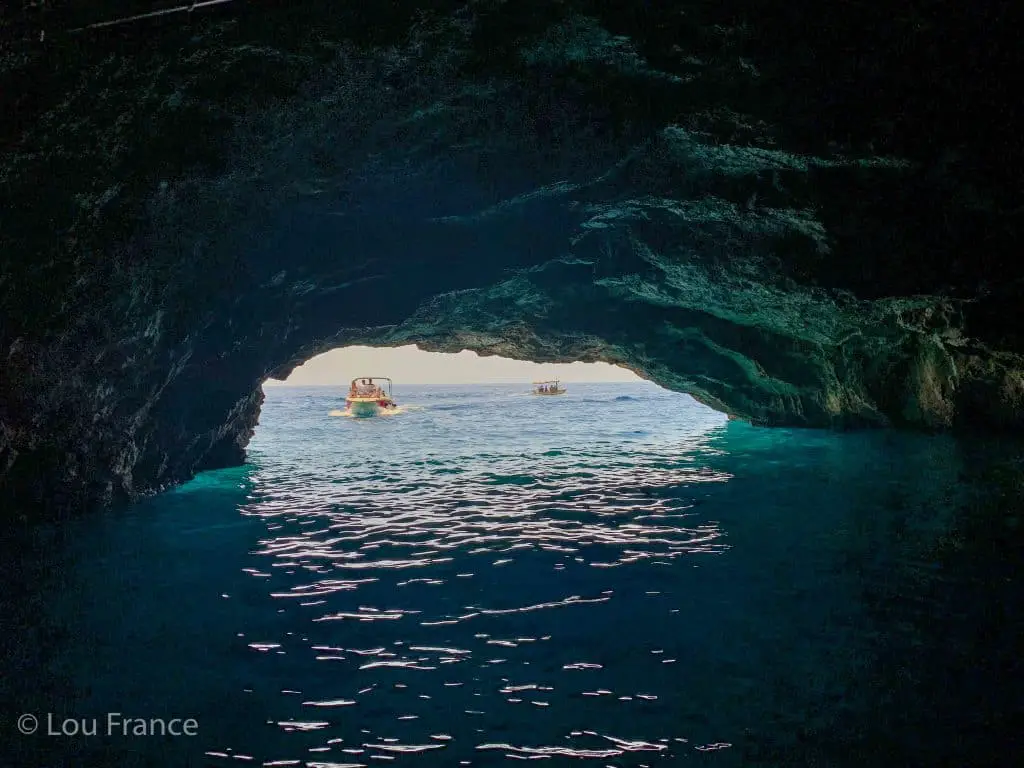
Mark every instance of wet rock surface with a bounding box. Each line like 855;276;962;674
1;0;1021;514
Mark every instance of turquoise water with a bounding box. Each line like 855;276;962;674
3;382;1022;766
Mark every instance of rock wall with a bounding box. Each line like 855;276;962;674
1;0;1021;515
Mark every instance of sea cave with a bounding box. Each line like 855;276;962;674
1;1;1022;765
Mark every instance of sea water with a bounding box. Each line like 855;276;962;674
2;382;1022;766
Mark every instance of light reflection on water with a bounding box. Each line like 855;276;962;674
3;383;1022;767
229;384;732;764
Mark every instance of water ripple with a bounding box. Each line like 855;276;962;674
226;383;732;763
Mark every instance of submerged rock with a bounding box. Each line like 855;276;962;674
1;1;1021;514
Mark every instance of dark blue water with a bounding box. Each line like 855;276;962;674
3;382;1023;766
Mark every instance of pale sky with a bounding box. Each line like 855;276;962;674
266;345;642;385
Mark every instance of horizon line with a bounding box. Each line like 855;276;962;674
263;380;648;386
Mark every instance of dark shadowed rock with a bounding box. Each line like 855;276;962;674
1;0;1021;515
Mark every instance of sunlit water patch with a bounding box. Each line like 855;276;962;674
3;383;1023;767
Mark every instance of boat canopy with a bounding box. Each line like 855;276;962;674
349;377;393;396
532;379;565;393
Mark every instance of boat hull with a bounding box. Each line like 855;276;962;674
532;390;566;395
347;400;380;417
345;397;397;417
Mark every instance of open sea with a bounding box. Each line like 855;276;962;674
2;382;1022;766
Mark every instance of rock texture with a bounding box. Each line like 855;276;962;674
1;0;1022;515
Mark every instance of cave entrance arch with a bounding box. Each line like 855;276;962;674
3;2;1022;518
